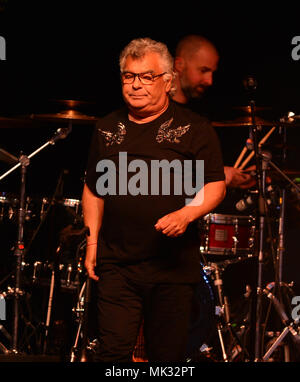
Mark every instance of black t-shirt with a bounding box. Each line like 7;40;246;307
173;99;253;215
85;100;225;283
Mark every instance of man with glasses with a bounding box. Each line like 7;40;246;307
82;37;226;362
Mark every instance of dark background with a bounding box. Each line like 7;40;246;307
0;2;299;290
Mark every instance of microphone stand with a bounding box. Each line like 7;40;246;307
244;97;268;362
0;123;72;354
0;124;72;182
10;153;29;353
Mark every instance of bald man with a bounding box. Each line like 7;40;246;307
172;35;255;189
173;35;219;103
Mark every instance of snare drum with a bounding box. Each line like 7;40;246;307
200;213;256;257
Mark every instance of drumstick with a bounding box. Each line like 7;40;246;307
234;146;248;168
238;126;276;170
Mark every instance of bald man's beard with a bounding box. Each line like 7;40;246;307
180;76;208;100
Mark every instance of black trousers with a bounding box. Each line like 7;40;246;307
95;266;196;362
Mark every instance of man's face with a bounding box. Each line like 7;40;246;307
121;52;171;117
177;45;219;99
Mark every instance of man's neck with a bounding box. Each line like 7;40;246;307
128;99;170;124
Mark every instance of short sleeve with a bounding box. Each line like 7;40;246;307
192;118;225;184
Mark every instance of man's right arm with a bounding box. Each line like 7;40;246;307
82;183;104;281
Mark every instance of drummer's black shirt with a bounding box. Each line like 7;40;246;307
85;101;225;283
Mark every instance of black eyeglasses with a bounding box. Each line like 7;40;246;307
121;71;167;85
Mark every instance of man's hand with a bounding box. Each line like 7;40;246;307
155;180;226;237
154;207;193;237
224;166;256;189
82;184;104;282
155;204;210;237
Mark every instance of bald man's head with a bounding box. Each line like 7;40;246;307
173;35;219;102
175;35;218;59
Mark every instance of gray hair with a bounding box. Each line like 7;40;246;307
119;37;176;95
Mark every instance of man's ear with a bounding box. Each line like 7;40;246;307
174;57;185;73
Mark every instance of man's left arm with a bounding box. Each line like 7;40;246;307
155;180;226;237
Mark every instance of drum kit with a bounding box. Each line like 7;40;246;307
0;99;299;363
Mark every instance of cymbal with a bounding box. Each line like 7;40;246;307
232;106;273;113
212;104;278;127
49;99;96;109
212;116;276;127
30;109;98;124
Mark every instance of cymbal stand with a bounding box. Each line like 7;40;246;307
261;154;300;285
12;154;29;353
0;124;72;354
277;188;286;285
243;97;270;361
70;238;95;362
211;263;229;362
261;285;300;361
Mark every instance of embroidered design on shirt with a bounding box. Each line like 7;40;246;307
98;122;127;146
156;118;190;144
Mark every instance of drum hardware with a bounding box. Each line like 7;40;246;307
70;276;92;362
40;197;50;220
204;262;251;362
231;100;300;360
228;90;278;361
261;283;300;362
69;239;99;362
0;124;72;355
70;280;86;362
199;209;258;361
42;257;57;355
0;194;15;221
257;158;300;361
24;182;81;270
42;235;86;356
